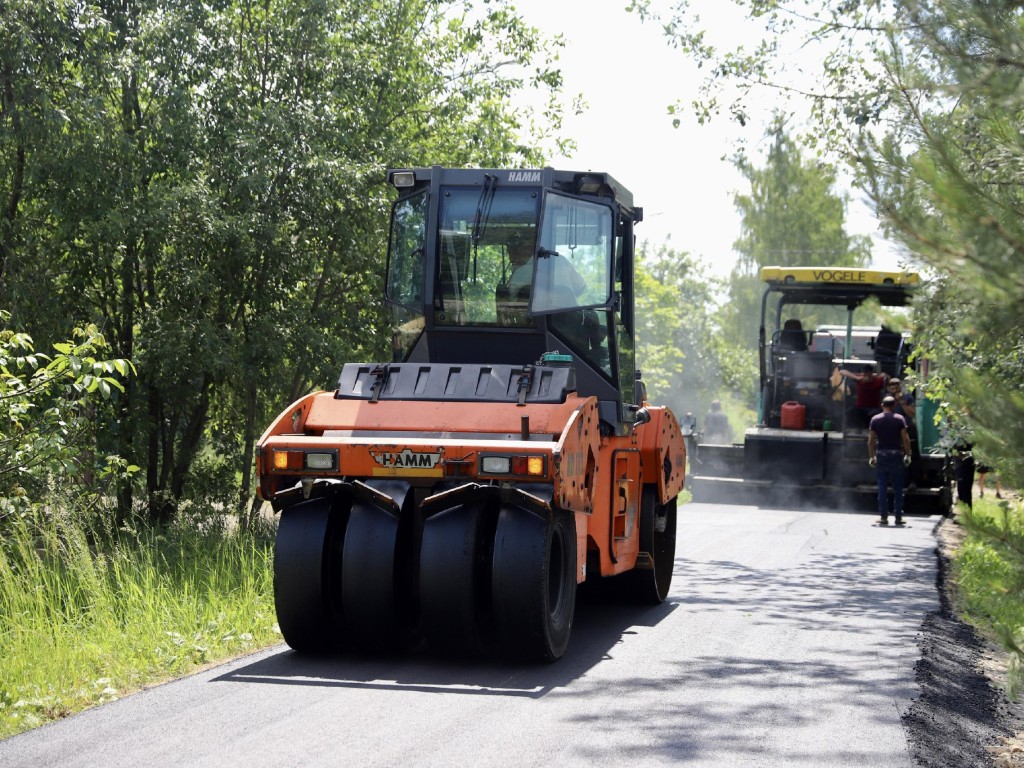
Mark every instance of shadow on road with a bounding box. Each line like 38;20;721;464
212;594;677;699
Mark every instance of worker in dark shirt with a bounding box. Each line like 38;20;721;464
703;399;732;445
954;441;976;508
868;395;912;525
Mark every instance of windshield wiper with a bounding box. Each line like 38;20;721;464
471;174;498;281
471;173;498;246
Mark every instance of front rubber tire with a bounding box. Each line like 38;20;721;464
420;500;497;656
492;504;577;662
273;497;348;652
341;501;406;651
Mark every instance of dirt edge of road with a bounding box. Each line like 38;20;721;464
903;515;1024;767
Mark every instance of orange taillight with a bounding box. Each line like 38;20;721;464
272;450;304;470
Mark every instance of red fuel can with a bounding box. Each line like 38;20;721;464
780;401;806;430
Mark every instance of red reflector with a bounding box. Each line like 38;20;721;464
445;460;473;477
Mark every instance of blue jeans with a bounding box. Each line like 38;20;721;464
876;451;905;518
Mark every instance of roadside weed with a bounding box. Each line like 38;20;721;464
954;496;1024;697
0;515;278;738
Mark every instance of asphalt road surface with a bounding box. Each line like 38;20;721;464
0;503;973;767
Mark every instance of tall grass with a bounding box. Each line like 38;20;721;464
0;514;279;738
953;496;1024;696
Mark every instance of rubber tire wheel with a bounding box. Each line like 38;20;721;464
420;501;496;656
341;501;403;651
274;497;347;653
492;504;576;662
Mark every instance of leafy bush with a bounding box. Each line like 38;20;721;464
0;312;136;529
0;315;280;738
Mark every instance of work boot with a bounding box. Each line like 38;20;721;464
895;517;905;526
878;517;889;525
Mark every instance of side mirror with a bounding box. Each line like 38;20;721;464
631;406;651;430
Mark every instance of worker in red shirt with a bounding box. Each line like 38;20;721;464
838;363;887;428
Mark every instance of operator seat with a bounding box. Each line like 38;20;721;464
778;319;808;351
495;281;532;326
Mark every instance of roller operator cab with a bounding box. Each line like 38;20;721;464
689;266;953;514
256;167;687;661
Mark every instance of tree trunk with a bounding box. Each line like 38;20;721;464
0;62;25;287
145;376;161;526
238;381;258;531
161;374;213;525
115;238;139;526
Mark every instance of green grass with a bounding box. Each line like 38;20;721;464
0;515;280;738
954;498;1024;629
951;495;1024;696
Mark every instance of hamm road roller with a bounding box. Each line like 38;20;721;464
256;167;686;661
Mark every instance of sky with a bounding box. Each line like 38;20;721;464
507;0;902;278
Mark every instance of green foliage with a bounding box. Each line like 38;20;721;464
1;0;567;523
634;241;728;417
709;333;759;406
0;513;277;738
633;242;761;436
956;498;1024;698
732;117;872;276
909;276;1024;485
737;117;872;276
854;3;1024;488
0;312;136;525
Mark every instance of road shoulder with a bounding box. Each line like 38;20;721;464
904;516;1024;767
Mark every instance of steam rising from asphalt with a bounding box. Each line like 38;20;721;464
691;479;877;514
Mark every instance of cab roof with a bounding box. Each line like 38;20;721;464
760;266;921;308
387;166;640;219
